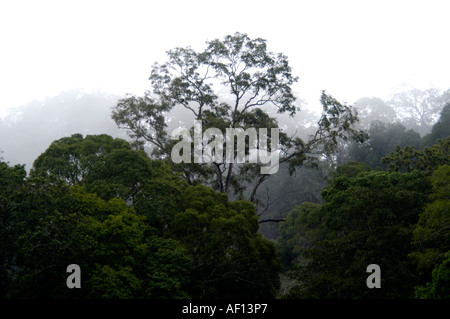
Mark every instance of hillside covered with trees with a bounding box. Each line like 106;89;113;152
0;33;449;299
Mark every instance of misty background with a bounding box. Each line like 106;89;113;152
1;85;449;242
1;1;450;238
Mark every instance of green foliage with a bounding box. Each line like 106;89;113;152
3;176;191;299
30;133;186;231
276;202;324;269
0;162;26;192
3;34;449;301
171;185;281;298
334;160;372;178
139;236;191;299
409;165;450;296
415;253;450;299
381;137;450;173
31;133;154;194
279;166;433;298
2;136;282;299
88;265;142;299
0;162;27;296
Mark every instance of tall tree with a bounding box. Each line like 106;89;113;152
112;33;367;216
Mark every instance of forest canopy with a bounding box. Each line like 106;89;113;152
0;33;449;299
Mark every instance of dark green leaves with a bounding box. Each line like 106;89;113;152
171;185;280;298
381;137;450;173
278;164;433;298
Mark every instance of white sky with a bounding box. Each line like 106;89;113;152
1;0;449;118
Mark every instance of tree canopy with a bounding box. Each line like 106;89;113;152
1;32;449;300
1;134;281;299
278;165;432;298
112;33;367;217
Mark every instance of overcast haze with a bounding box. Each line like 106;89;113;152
1;0;449;117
